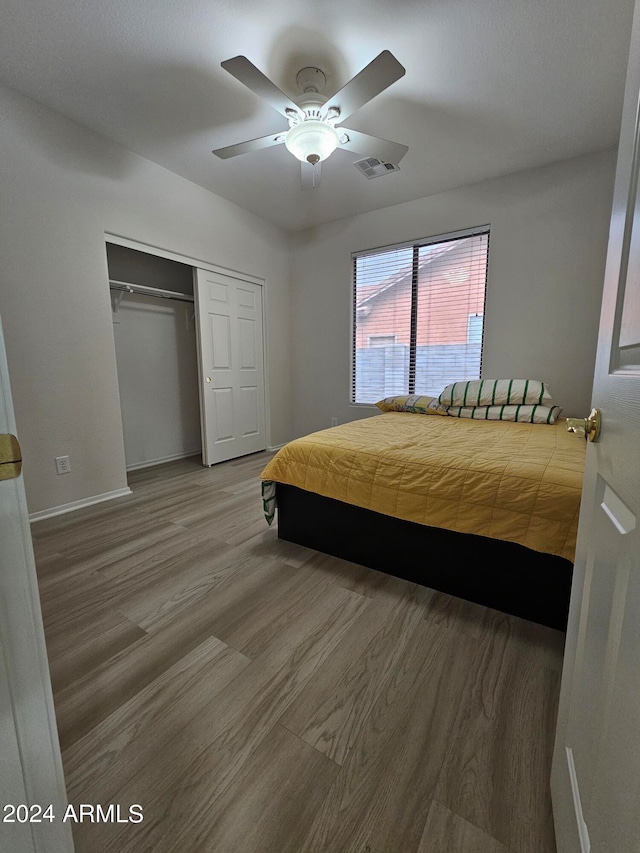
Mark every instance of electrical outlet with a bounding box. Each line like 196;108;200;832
331;417;338;427
55;455;71;475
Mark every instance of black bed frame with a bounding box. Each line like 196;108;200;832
276;484;572;631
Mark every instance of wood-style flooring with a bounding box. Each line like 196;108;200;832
31;451;565;853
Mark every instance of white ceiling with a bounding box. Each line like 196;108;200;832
0;0;634;231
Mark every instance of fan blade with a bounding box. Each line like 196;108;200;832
301;161;321;190
337;128;408;164
212;132;286;159
221;56;304;119
323;51;405;122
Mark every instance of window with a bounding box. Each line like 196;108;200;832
369;334;397;347
351;227;489;404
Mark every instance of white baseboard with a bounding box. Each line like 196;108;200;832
266;444;285;452
125;450;201;472
29;487;133;522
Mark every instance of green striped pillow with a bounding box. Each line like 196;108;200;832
446;404;563;424
438;379;553;408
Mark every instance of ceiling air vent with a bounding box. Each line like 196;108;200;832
353;157;401;179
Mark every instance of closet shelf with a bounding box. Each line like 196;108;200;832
109;279;194;303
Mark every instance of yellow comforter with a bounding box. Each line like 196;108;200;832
260;412;586;562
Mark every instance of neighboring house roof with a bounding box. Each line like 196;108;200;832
355;240;464;310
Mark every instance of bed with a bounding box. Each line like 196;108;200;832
260;388;586;631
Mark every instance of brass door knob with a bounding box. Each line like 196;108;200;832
566;408;601;442
0;433;22;480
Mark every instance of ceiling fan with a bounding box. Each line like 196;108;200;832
212;51;408;189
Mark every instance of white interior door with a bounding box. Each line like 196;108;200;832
551;6;640;851
0;315;73;852
194;269;266;465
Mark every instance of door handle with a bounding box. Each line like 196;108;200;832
0;433;22;480
566;408;601;442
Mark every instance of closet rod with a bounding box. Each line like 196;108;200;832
109;279;194;303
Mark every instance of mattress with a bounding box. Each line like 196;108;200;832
260;412;586;562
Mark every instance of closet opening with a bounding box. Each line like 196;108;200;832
107;243;202;472
106;237;268;477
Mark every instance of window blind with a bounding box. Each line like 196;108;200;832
352;228;489;404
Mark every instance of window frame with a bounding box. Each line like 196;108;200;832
350;225;490;406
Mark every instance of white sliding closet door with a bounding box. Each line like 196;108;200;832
195;269;266;465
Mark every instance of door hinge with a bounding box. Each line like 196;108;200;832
0;434;22;481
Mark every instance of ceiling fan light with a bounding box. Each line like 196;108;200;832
284;120;339;164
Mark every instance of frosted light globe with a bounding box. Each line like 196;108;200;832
285;121;339;164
